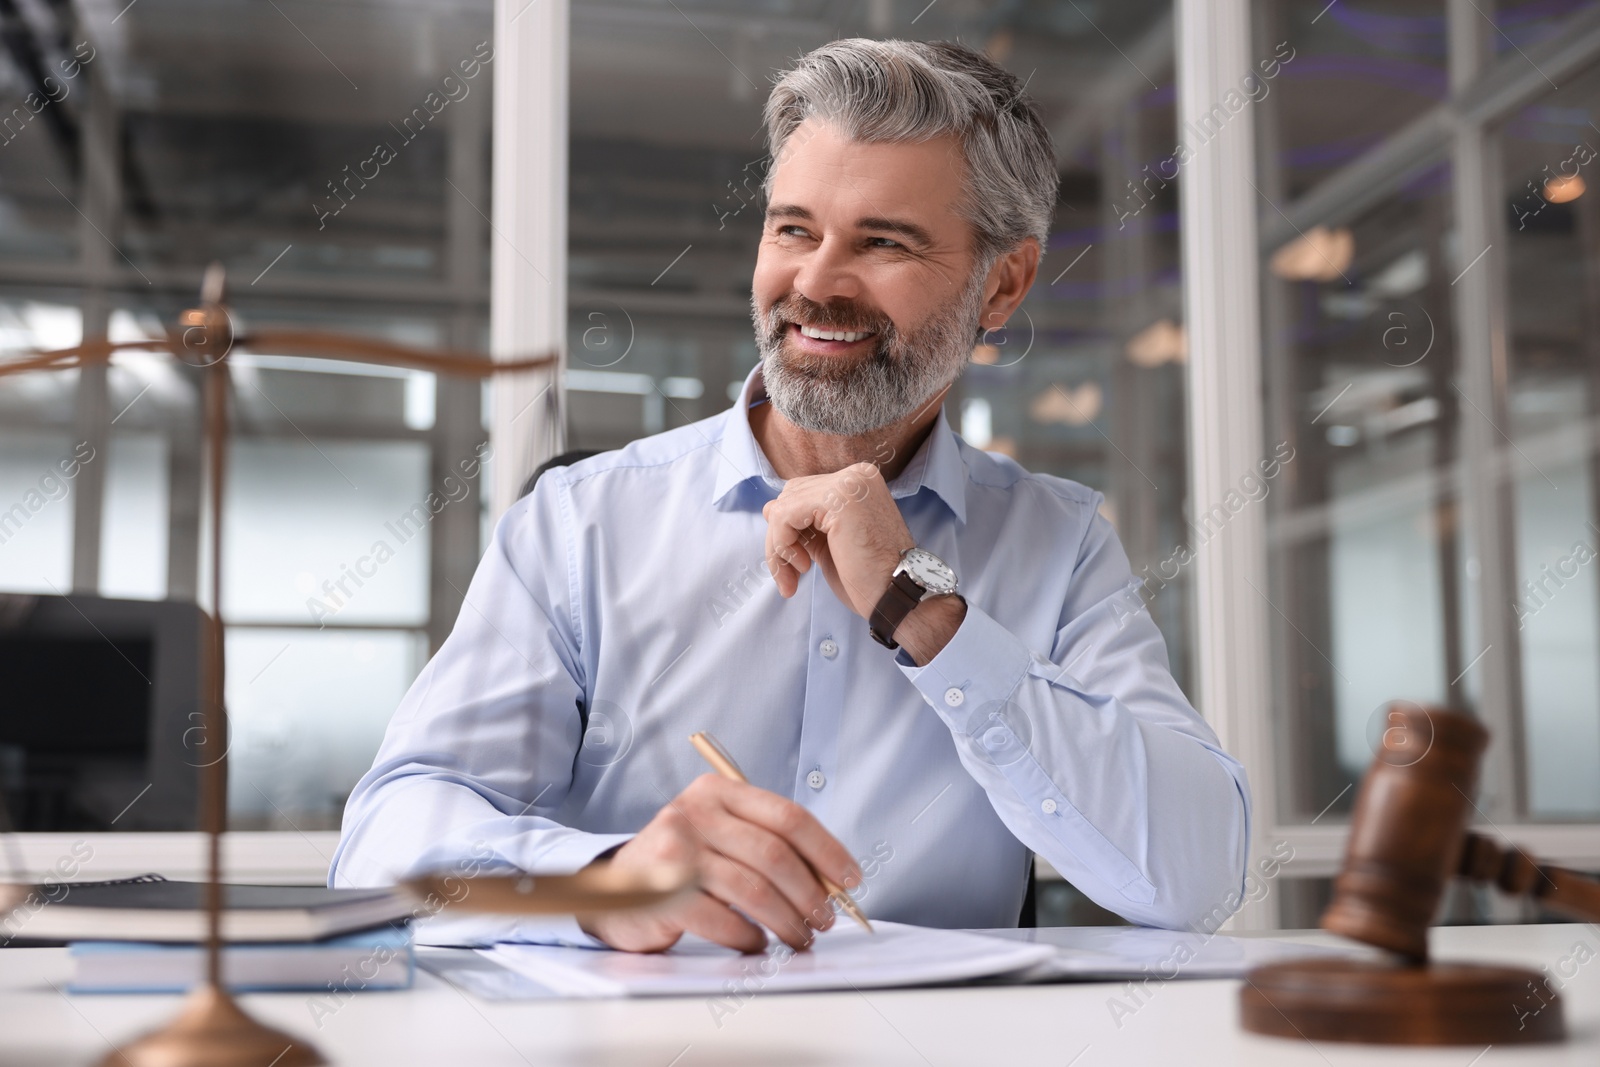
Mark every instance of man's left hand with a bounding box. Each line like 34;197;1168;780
762;461;910;619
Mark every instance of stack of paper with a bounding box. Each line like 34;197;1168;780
480;920;1057;998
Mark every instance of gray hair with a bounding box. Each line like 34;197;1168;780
762;38;1058;262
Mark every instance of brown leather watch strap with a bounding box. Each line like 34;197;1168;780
869;571;925;649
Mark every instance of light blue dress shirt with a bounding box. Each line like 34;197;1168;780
331;366;1251;946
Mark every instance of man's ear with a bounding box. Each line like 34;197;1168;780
978;237;1041;334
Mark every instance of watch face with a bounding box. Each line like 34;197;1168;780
901;548;958;595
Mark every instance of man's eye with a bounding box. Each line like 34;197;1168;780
867;237;902;249
777;225;809;238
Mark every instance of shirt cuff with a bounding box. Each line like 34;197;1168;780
896;601;1032;733
415;831;636;949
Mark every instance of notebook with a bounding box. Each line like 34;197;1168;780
8;875;414;943
69;925;414;993
479;920;1058;998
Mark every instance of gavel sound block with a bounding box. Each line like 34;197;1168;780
1240;704;1600;1045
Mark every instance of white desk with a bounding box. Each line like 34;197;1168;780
3;924;1596;1066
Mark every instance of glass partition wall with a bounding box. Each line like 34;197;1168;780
1502;60;1600;820
1252;0;1600;924
0;0;493;833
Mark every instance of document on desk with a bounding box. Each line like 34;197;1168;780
976;925;1378;982
478;920;1058;998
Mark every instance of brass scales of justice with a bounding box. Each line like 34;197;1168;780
0;265;697;1067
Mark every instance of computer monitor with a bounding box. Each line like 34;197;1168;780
0;593;202;831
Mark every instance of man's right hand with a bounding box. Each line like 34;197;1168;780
577;774;862;954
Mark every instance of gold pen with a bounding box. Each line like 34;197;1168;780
688;731;874;934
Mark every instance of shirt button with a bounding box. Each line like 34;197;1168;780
1041;798;1058;815
807;769;826;790
819;639;838;659
943;687;965;707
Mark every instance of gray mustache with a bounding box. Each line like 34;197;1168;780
770;300;893;338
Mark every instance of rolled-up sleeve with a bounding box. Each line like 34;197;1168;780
896;499;1251;931
328;473;633;947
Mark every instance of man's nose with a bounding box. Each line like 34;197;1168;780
791;236;862;306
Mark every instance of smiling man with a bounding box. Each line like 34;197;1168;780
331;39;1251;953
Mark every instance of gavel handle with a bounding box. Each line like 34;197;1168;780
1459;832;1600;922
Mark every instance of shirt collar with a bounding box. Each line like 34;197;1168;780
711;363;968;524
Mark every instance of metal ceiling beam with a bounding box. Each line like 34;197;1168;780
0;260;487;306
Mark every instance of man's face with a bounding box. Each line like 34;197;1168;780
751;119;992;437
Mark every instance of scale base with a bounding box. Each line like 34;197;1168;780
98;984;325;1067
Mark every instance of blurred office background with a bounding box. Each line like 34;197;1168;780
0;0;1596;926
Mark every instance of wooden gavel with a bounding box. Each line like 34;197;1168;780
1321;704;1600;959
1243;704;1600;1045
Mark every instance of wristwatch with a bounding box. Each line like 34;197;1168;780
869;547;959;649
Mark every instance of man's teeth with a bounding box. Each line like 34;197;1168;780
799;324;872;342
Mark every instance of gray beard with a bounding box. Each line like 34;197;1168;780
751;267;989;437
